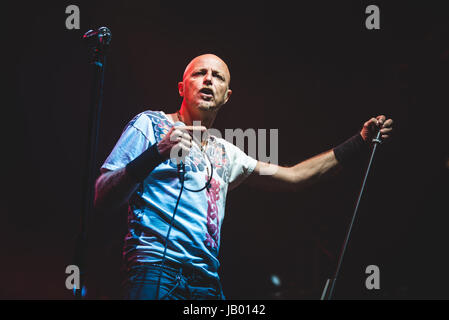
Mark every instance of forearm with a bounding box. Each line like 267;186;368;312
248;133;370;192
94;167;140;211
247;150;341;192
288;133;370;190
95;143;167;211
290;149;342;190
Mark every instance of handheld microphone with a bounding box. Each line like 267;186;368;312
173;121;186;179
172;121;213;192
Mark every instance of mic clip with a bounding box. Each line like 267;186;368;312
372;129;383;145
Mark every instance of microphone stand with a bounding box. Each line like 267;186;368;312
73;27;111;299
321;130;382;300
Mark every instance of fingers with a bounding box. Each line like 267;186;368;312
375;115;393;139
169;132;192;160
168;126;203;162
178;137;193;149
376;116;393;139
382;118;393;128
171;125;207;148
361;115;394;143
375;115;395;128
171;129;193;143
376;115;386;126
365;117;379;132
170;143;191;163
380;128;392;139
368;115;393;129
369;116;384;129
171;126;206;139
174;125;207;132
380;127;392;134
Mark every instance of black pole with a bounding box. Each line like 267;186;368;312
73;27;111;299
321;130;382;300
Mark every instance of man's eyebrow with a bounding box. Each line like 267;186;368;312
192;68;226;79
192;68;207;72
212;70;226;79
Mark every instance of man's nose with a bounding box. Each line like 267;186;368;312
203;70;213;85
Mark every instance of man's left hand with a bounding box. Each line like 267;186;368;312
360;115;394;143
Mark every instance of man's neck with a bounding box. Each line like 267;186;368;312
177;103;217;128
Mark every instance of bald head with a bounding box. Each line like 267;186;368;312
178;53;233;113
183;54;231;86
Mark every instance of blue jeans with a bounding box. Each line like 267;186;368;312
122;263;225;300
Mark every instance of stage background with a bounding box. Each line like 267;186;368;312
4;0;449;299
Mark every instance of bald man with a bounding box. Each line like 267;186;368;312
95;54;393;300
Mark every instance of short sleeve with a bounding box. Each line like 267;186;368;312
101;113;154;172
221;139;258;191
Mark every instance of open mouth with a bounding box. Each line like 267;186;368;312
199;87;214;99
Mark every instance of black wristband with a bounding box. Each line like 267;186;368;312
333;133;370;166
125;143;164;182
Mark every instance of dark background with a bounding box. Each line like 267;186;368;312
4;0;449;299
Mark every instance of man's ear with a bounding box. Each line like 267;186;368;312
224;89;232;104
178;82;184;97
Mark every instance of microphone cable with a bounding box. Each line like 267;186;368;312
155;143;214;299
155;162;186;300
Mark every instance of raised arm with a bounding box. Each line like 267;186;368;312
245;149;340;192
245;115;393;192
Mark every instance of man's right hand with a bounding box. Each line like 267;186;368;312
157;125;207;162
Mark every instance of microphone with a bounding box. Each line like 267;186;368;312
83;27;112;48
173;121;186;178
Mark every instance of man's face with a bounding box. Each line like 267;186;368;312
179;54;232;112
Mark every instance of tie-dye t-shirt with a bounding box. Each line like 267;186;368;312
101;110;257;280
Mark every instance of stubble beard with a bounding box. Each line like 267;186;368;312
196;98;222;113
